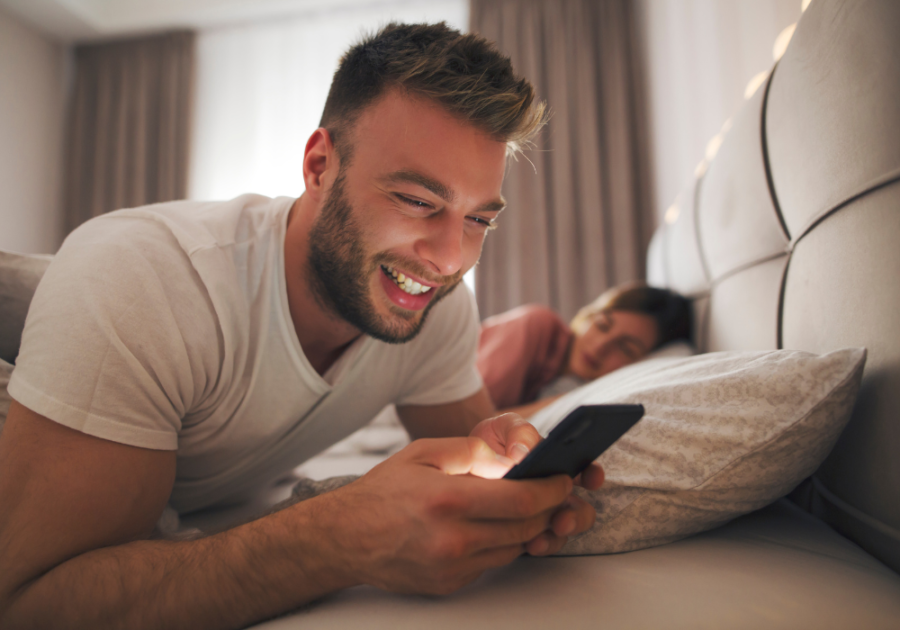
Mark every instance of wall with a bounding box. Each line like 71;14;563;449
636;0;803;223
0;6;67;254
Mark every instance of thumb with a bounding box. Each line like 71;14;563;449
414;437;517;479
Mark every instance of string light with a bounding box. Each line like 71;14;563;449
773;23;797;61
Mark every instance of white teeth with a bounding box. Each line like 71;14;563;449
383;266;433;296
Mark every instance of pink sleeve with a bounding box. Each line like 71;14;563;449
476;305;573;409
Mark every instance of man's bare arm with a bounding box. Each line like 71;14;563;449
0;400;587;629
499;395;562;419
397;386;496;440
0;401;356;629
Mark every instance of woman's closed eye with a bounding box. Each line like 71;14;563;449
593;312;612;332
617;338;642;360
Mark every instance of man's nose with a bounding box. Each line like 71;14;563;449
414;212;464;277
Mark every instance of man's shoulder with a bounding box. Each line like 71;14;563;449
73;194;293;256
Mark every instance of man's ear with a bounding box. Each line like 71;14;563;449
302;128;338;202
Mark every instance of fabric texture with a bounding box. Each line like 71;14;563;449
470;0;654;321
477;304;573;408
0;359;12;432
525;348;867;554
8;195;482;513
0;251;53;364
64;31;194;234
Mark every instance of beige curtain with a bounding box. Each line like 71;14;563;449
64;31;195;234
471;0;654;321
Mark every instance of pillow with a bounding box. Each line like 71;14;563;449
527;348;867;555
0;250;53;364
537;341;698;401
0;358;12;432
640;339;695;360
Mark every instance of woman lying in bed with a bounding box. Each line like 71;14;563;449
477;282;692;417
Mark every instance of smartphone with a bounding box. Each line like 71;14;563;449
503;404;644;480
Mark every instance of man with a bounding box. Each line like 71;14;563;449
0;23;602;628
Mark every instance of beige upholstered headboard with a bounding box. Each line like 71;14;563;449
647;0;900;573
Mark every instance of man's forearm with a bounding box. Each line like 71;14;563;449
398;387;497;440
3;503;352;630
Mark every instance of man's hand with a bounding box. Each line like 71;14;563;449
468;412;605;555
469;411;542;463
307;436;593;595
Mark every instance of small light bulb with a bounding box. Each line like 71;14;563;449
744;71;769;99
665;204;680;225
773;23;797;61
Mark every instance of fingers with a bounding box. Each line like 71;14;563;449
501;417;542;462
460;507;560;553
415;437;516;479
550;495;596;538
422;474;574;524
469;414;541;462
407;438;574;521
578;463;605;490
474;543;527;569
525;495;597;556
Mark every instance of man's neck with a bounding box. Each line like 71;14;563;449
283;195;363;376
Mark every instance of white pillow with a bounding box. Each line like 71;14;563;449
528;348;867;555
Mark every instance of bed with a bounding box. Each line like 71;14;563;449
1;1;899;627
227;0;900;626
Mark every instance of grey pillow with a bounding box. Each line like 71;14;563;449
527;348;867;554
0;250;53;364
0;358;12;432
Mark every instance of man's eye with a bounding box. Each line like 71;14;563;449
468;216;496;229
397;194;431;209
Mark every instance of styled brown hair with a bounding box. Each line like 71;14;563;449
570;282;693;348
320;22;546;161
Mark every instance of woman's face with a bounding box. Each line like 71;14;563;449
566;309;659;381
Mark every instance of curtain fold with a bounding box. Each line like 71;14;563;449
471;0;654;321
64;31;194;234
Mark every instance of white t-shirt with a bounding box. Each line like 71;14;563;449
9;194;483;512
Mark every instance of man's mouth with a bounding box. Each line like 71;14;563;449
381;265;434;296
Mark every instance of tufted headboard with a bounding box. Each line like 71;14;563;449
647;0;900;573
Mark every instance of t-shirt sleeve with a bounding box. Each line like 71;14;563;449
394;285;483;407
8;216;223;450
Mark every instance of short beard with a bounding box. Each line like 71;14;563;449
306;172;460;344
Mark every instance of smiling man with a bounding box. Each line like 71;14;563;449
0;23;602;629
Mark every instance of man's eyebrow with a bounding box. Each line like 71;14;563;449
383;170;455;203
382;169;505;213
476;198;506;214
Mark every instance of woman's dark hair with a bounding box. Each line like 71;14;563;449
570;281;693;348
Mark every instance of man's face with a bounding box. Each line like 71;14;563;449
306;90;508;343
